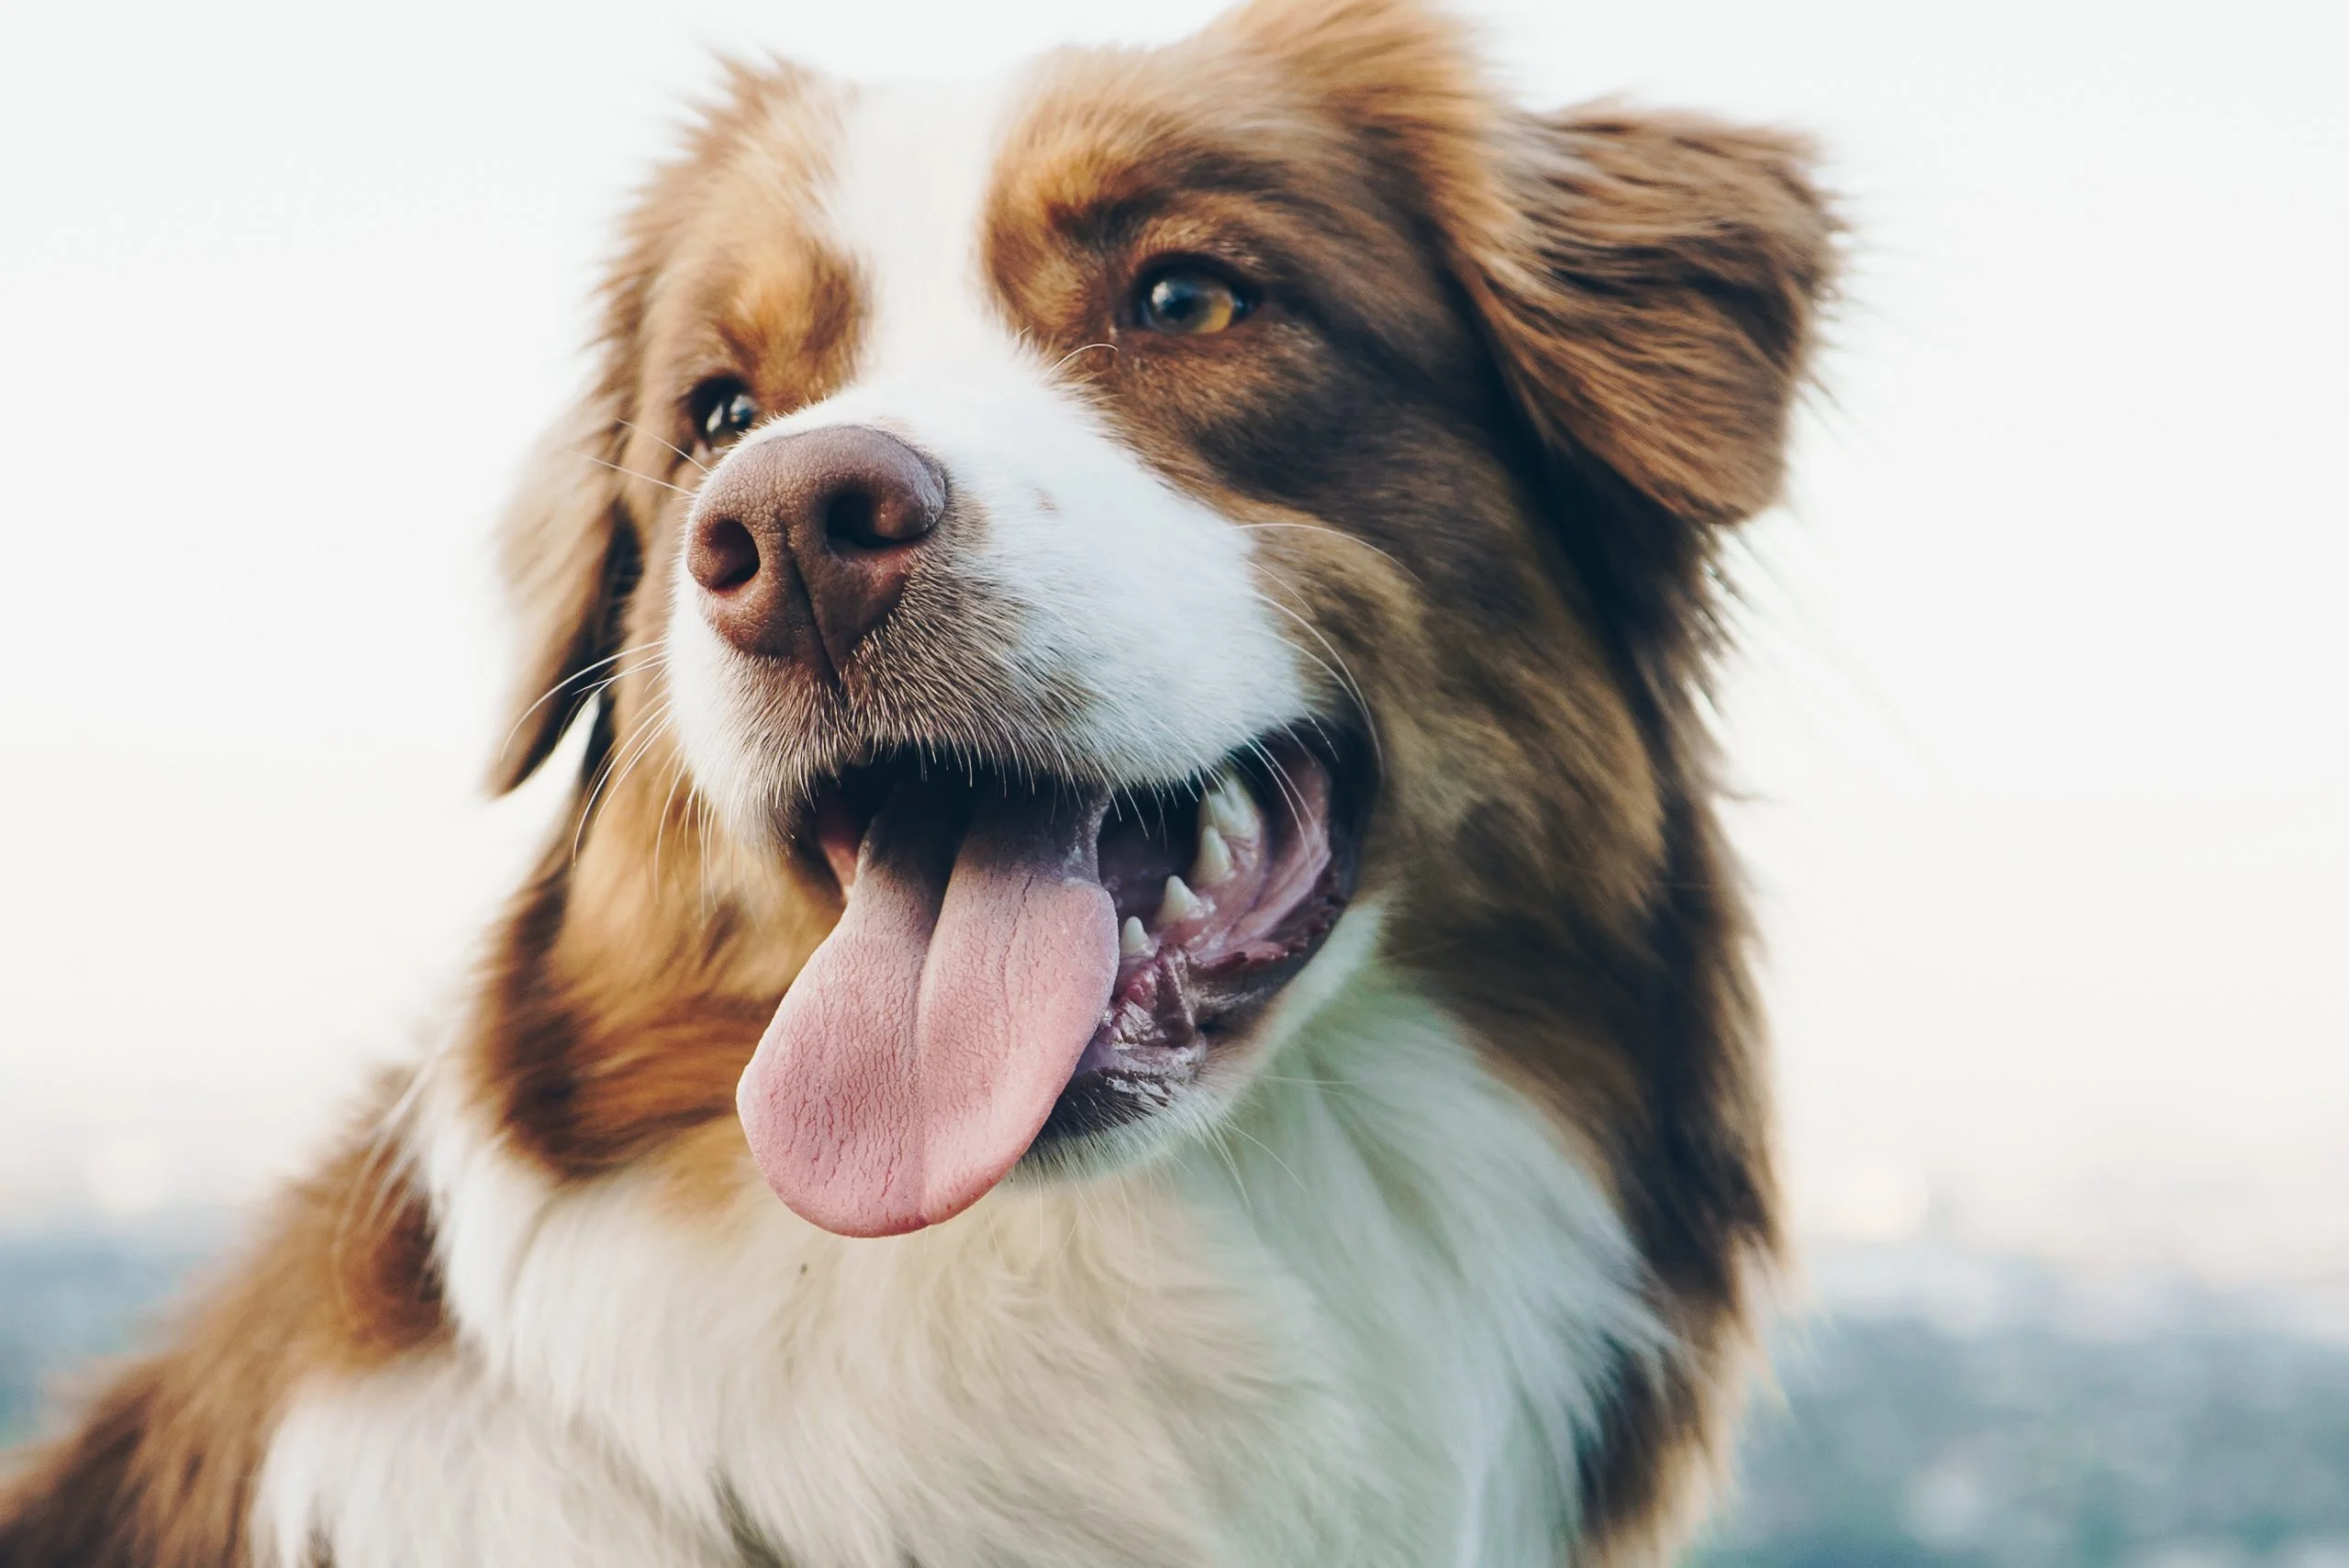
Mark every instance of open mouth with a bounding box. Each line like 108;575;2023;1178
734;730;1361;1237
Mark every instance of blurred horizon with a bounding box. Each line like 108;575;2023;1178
2;0;2344;1296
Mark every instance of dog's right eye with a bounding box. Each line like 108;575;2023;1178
695;380;761;450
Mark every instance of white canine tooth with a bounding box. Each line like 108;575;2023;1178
1158;874;1204;927
1194;823;1233;884
1202;772;1262;841
1119;916;1151;957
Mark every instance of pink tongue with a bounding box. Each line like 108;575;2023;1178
736;782;1117;1237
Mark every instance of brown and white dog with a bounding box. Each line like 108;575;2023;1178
0;0;1832;1562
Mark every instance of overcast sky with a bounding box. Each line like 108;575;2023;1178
1;0;2341;1282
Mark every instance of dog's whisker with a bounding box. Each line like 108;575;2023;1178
497;642;672;762
1235;520;1421;585
1243;736;1312;830
573;449;696;497
649;749;701;888
1043;340;1119;379
1246;574;1384;773
603;706;677;812
570;696;676;863
616;417;710;475
1205;1123;1257;1222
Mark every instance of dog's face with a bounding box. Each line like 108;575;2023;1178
493;0;1830;1244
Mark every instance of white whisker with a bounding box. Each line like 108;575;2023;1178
497;642;671;763
573;450;696;497
1044;340;1119;379
617;418;710;475
1248;571;1385;773
1235;519;1419;584
571;696;675;864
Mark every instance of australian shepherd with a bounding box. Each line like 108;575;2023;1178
0;0;1833;1562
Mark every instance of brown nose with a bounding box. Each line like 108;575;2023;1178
686;425;947;677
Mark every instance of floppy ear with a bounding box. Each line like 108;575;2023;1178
1462;108;1834;528
1442;106;1837;662
486;388;643;794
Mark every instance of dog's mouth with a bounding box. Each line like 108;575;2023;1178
734;731;1360;1237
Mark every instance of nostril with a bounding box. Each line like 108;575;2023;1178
821;475;941;552
822;487;885;550
692;516;761;593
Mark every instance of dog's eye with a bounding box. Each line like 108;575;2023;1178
1134;267;1252;335
695;380;761;449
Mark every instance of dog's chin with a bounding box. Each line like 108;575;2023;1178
746;725;1366;1180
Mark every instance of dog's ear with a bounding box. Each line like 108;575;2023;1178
1446;106;1836;663
486;388;642;794
1236;0;1835;655
484;59;798;795
1455;107;1834;531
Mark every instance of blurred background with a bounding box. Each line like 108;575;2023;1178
1;0;2343;1561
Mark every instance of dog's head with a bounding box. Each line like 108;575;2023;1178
490;0;1831;1245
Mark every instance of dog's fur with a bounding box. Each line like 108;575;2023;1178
0;1;1833;1562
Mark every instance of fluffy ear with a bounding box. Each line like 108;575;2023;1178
486;389;641;793
1460;106;1835;528
1448;106;1836;663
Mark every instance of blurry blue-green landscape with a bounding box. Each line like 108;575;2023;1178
5;1222;2343;1567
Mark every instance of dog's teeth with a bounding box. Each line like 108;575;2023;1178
1119;916;1151;957
1194;823;1234;884
1202;771;1261;841
1158;874;1204;927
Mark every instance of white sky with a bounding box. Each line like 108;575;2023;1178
0;0;2342;1282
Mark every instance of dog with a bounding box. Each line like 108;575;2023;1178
0;0;1832;1561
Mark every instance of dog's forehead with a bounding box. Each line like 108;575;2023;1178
814;73;1029;377
781;44;1316;374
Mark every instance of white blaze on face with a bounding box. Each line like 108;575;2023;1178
829;77;1019;384
666;72;1308;819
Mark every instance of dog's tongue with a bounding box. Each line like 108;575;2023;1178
737;780;1116;1237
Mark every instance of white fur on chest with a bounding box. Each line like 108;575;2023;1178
254;968;1655;1568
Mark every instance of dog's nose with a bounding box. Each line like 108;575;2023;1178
686;425;947;676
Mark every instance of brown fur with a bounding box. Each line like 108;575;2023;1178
0;1;1832;1560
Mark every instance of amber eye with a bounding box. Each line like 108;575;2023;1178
694;379;760;449
1134;267;1252;335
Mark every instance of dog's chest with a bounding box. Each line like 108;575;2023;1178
255;982;1652;1568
